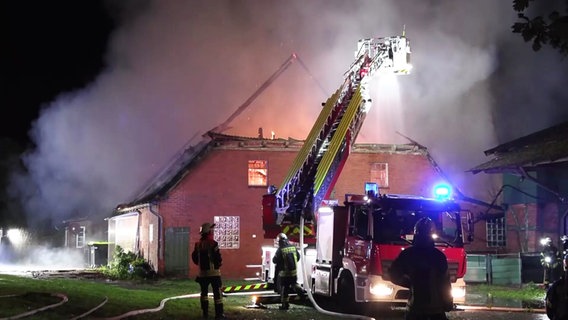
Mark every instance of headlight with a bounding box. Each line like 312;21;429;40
370;283;393;296
451;286;466;299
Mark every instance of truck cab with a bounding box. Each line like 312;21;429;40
311;183;470;308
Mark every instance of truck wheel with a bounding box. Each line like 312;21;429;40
336;273;356;312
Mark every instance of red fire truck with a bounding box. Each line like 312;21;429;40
260;33;472;309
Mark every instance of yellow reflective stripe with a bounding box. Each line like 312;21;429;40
222;283;268;292
278;87;343;190
281;225;315;236
314;85;363;193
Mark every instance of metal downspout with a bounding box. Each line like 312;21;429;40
135;210;141;254
149;202;163;261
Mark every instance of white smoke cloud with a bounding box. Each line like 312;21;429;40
10;0;568;225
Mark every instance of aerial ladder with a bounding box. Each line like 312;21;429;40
262;34;412;240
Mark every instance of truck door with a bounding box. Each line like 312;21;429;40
345;205;372;270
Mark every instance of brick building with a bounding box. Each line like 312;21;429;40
109;132;454;279
469;120;568;254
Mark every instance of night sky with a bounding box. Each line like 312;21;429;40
1;1;114;144
1;1;568;228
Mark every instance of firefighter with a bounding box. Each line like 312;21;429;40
541;237;560;288
545;253;568;320
191;222;226;319
272;233;303;310
388;217;453;320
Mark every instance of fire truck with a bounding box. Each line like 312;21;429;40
260;33;472;309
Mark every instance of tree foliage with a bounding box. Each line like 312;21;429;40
512;0;568;55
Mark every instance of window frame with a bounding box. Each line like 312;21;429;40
486;217;506;247
370;162;389;189
248;160;268;187
76;226;86;248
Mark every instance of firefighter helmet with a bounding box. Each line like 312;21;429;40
413;217;436;244
200;222;216;235
277;233;288;246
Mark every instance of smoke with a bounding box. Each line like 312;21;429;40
0;245;86;272
10;0;568;226
0;229;86;271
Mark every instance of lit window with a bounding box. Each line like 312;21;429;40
213;216;240;249
370;163;388;188
486;217;506;247
76;226;86;248
248;160;268;187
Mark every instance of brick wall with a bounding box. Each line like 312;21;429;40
119;140;566;278
335;152;441;198
158;148;296;279
138;207;160;272
150;144;443;280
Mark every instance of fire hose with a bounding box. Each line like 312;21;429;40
0;293;68;320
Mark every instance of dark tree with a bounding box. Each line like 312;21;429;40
0;138;27;227
512;0;568;55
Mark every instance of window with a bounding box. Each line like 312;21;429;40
248;160;268;186
486;217;506;247
370;163;389;188
213;216;240;249
76;226;86;248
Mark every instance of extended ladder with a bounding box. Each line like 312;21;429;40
264;36;411;237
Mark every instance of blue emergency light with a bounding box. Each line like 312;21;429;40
433;183;452;200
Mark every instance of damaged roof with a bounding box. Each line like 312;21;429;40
117;131;426;212
118;132;302;210
469;120;568;174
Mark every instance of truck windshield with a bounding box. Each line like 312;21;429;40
372;208;463;247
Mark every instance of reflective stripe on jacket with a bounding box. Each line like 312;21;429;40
273;244;299;277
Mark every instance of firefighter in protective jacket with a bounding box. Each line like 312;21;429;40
389;217;453;320
272;233;303;310
192;222;226;319
541;237;560;288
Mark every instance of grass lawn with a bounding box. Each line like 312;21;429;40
466;283;547;303
0;272;547;319
0;273;340;320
